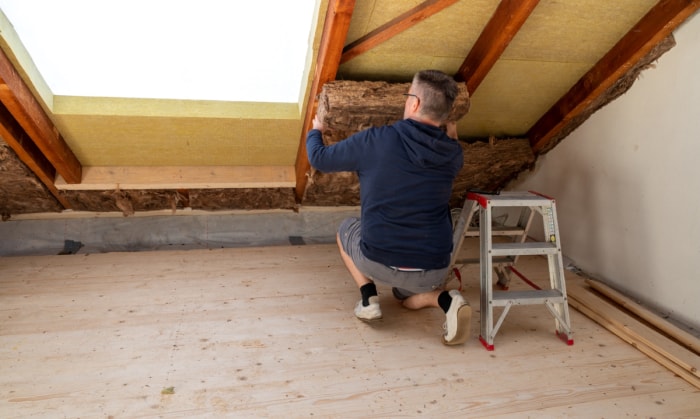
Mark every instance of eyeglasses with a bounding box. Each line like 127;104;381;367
403;93;420;106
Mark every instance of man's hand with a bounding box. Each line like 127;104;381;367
312;113;325;131
445;121;458;140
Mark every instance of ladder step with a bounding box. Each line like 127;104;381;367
465;226;526;237
491;242;558;256
456;191;573;349
455;256;514;265
471;191;553;207
492;289;564;306
487;199;552;207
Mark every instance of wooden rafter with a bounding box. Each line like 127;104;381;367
340;0;459;65
0;101;72;208
528;0;700;153
294;0;356;203
0;48;82;184
0;102;54;185
455;0;540;95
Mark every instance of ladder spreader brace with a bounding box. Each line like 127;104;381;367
449;190;574;350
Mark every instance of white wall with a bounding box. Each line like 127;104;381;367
510;12;700;329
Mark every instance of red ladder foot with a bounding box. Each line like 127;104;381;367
479;335;495;351
556;330;574;345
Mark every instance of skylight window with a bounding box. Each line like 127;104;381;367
0;0;317;103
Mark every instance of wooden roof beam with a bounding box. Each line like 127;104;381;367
454;0;540;95
0;48;82;184
340;0;459;65
0;101;72;208
528;0;700;154
294;0;356;203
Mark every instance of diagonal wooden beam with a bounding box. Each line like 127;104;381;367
527;0;700;154
294;0;356;203
0;101;72;208
340;0;459;65
454;0;540;95
0;48;82;184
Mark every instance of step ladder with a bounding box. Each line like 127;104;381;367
449;190;574;350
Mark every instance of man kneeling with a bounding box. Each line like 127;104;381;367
306;70;471;345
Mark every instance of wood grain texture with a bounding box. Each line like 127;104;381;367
0;48;81;184
295;0;357;202
55;166;296;190
586;278;700;355
568;282;700;389
341;0;460;64
0;241;697;417
527;0;700;153
456;0;540;95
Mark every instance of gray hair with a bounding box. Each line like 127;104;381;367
412;70;458;123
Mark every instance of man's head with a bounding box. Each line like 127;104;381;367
403;70;458;125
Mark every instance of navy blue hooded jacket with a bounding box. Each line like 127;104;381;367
307;118;464;269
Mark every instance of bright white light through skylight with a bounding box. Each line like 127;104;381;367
0;0;317;102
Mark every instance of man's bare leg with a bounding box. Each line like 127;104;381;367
335;232;469;342
402;289;442;310
336;233;372;288
335;233;442;311
336;233;382;321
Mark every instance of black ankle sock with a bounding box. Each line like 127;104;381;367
360;282;378;307
438;290;452;313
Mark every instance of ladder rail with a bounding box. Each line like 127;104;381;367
449;199;477;270
480;198;494;345
451;190;574;350
489;301;513;342
543;200;573;336
544;301;572;336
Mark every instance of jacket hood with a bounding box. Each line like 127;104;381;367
394;119;461;168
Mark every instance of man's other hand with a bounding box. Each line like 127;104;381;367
312;114;325;131
445;121;458;140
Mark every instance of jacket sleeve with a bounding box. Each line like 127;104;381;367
306;128;368;173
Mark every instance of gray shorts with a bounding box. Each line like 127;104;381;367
338;217;450;298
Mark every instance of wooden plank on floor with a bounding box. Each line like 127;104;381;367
585;278;700;355
568;282;700;389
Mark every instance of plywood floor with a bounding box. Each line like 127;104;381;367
1;240;698;418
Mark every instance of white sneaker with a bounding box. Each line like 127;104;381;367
354;296;382;321
442;290;471;345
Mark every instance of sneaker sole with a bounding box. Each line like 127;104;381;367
442;304;472;345
356;315;383;323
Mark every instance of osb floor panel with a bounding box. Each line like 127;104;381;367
0;240;698;418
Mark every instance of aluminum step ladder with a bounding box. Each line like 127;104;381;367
449;190;574;350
